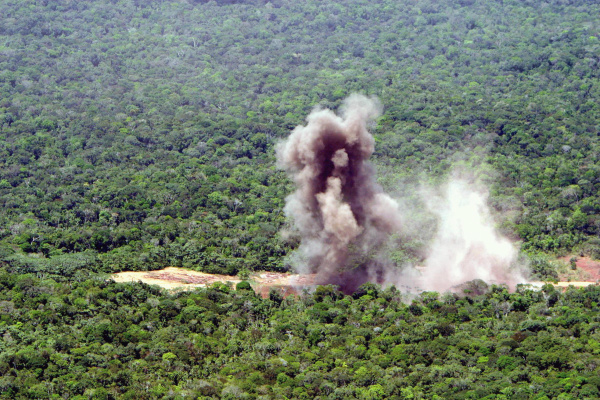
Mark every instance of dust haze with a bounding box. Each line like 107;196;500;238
417;178;526;292
277;94;526;293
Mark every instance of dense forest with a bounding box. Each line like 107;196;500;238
1;0;600;397
0;0;599;278
1;272;600;399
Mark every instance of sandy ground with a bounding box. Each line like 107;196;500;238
112;267;316;297
112;267;242;290
112;259;599;297
528;281;598;289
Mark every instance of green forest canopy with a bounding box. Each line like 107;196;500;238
1;272;600;399
0;0;599;279
1;1;600;398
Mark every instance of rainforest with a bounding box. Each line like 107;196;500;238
0;0;600;398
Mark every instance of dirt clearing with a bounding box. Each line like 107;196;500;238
112;261;599;297
112;267;316;297
558;256;600;282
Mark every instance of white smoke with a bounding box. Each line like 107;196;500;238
278;94;527;293
417;179;526;292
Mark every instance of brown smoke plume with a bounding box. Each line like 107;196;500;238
277;94;403;293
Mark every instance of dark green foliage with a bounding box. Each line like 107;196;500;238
0;0;598;277
1;1;600;395
527;253;560;281
0;269;599;398
235;280;253;291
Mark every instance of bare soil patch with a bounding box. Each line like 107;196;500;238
558;256;600;282
113;262;599;297
553;281;598;288
112;267;240;290
112;267;316;298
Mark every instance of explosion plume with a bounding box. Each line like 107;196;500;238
419;179;525;292
278;95;527;294
277;94;402;292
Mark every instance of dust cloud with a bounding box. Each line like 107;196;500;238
276;94;402;292
278;94;525;293
417;179;525;292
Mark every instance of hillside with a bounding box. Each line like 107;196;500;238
1;0;599;279
2;1;600;398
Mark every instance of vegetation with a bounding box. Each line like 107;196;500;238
1;0;600;397
0;0;599;276
1;270;600;399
